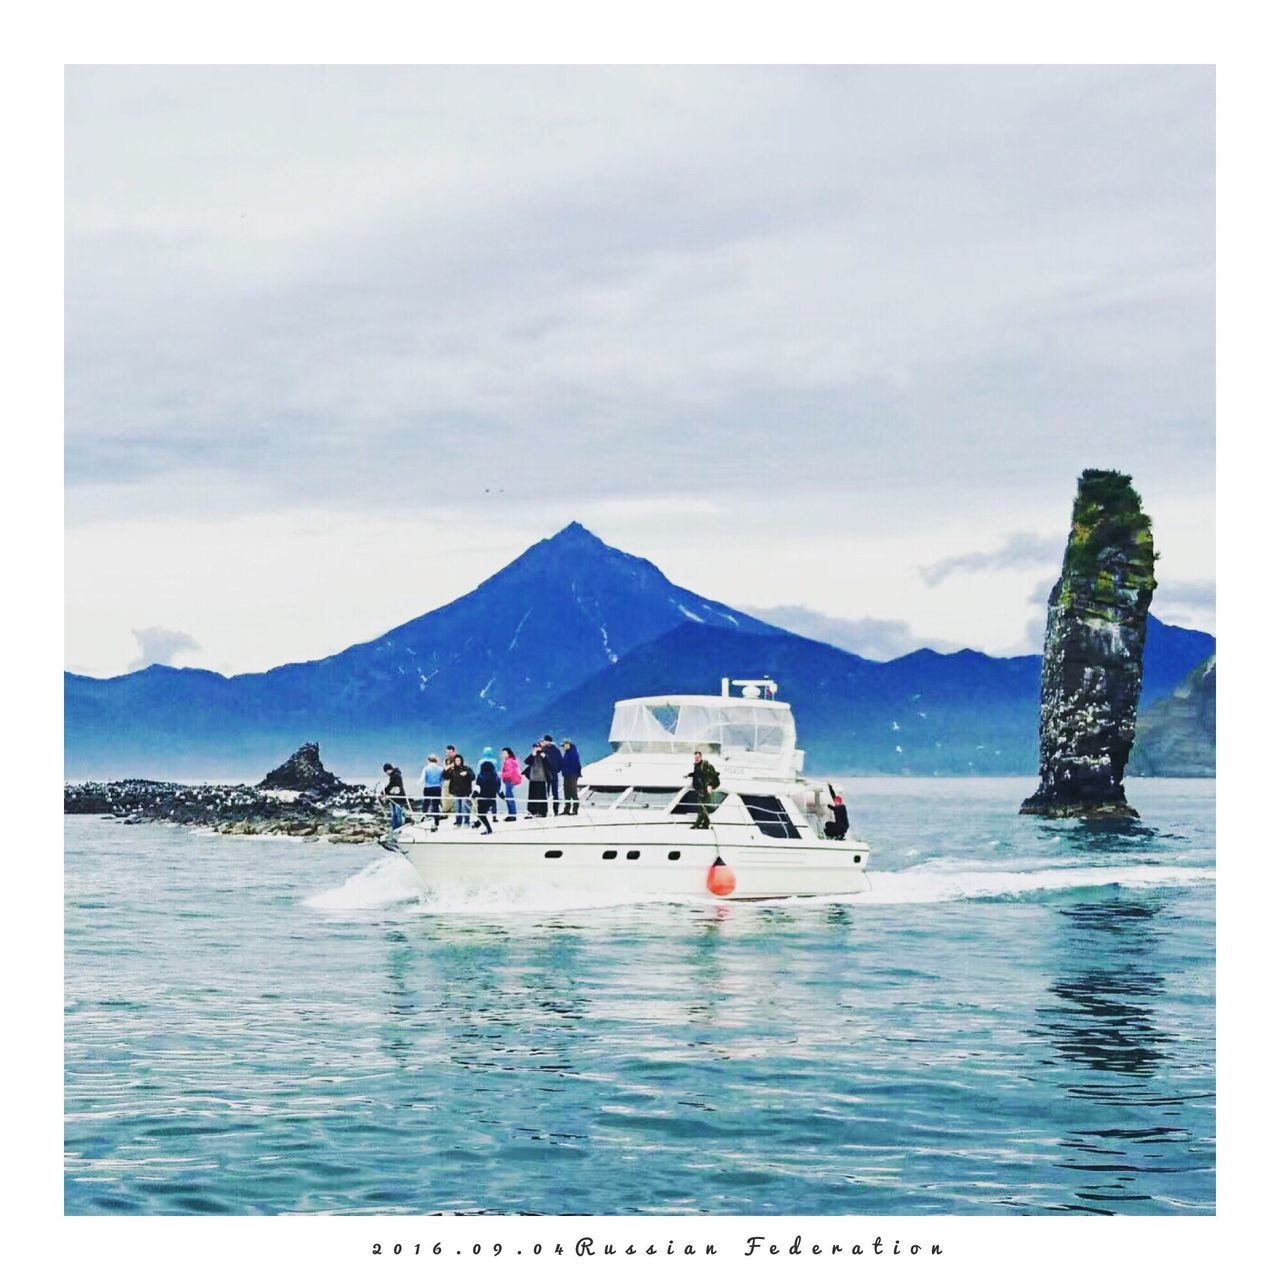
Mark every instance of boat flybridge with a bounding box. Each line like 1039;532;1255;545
387;679;871;902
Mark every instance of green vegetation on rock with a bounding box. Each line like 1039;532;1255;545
1062;469;1158;595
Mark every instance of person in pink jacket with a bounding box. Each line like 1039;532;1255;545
500;746;522;821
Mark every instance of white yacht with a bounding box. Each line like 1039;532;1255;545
387;679;871;901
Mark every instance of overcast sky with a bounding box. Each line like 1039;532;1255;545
65;65;1214;676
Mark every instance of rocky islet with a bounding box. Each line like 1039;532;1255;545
64;743;387;842
1021;470;1158;819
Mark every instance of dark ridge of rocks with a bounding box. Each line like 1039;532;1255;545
1130;656;1216;778
257;742;344;796
63;777;385;843
1021;469;1157;819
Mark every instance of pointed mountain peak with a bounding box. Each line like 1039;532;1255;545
544;521;608;549
516;521;648;570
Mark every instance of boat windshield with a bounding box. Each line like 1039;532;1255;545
609;699;794;755
614;787;682;810
581;785;627;809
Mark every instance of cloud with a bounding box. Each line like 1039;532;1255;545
63;66;1214;674
1153;578;1216;612
919;534;1062;588
745;605;959;661
128;626;201;671
1017;614;1048;656
65;66;1213;526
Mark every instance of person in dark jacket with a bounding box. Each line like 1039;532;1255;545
523;743;550;818
686;751;720;830
560;739;582;815
824;793;850;841
540;734;563;814
449;754;475;826
381;762;409;830
474;758;501;834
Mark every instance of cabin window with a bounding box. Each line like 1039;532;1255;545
602;849;618;860
615;786;681;810
672;789;727;816
626;850;641;860
582;785;626;808
740;794;802;840
667;850;681;861
544;849;563;859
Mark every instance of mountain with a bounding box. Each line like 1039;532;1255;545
1138;615;1217;701
64;523;776;778
64;523;1216;779
1130;656;1216;777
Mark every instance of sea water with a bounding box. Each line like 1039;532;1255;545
64;777;1215;1216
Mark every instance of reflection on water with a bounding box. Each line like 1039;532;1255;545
1032;899;1213;1214
1038;902;1169;1079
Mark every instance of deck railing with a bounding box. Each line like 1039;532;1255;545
376;791;849;839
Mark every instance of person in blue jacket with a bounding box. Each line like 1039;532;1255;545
540;734;564;815
560;739;582;815
419;754;444;830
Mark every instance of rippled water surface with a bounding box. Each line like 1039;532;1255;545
65;778;1215;1215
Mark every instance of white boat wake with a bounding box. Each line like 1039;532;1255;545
849;862;1214;906
305;854;1214;915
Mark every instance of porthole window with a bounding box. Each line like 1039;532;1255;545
602;849;618;860
544;849;563;859
853;854;862;863
667;851;681;861
626;850;641;861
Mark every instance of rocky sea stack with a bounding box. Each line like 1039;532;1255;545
258;741;344;796
1021;470;1157;819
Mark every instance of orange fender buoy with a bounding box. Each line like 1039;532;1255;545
706;856;736;897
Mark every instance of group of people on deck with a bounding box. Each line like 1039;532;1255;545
380;736;583;834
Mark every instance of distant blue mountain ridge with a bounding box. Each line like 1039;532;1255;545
64;522;1215;780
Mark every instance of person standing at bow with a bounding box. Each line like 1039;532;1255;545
449;754;475;826
560;739;582;815
381;762;409;830
474;756;501;834
419;754;444;830
540;735;563;815
441;745;459;819
523;742;550;818
500;747;522;820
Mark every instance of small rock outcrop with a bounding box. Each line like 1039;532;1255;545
257;742;344;796
1021;470;1157;818
1130;656;1216;777
64;775;385;842
64;742;385;841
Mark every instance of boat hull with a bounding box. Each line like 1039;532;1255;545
390;820;871;901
